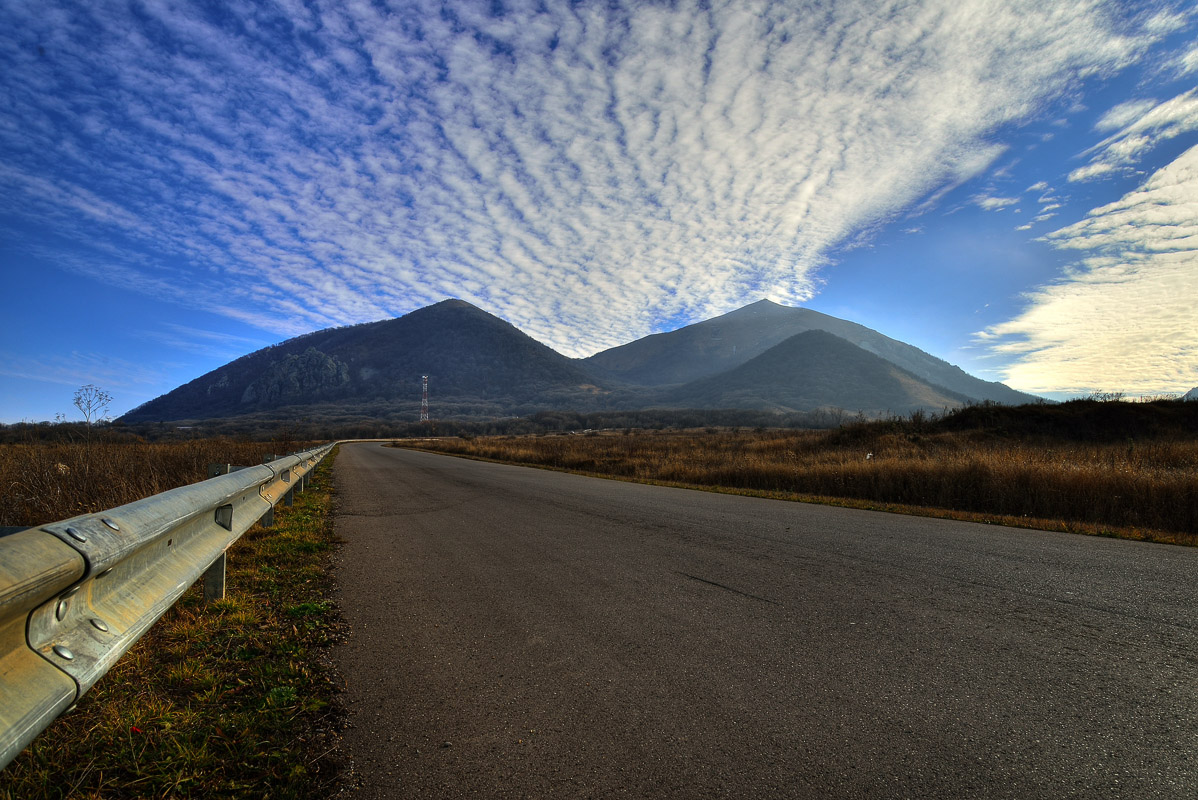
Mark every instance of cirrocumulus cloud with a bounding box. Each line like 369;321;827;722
0;0;1164;355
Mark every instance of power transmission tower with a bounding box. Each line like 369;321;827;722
420;375;429;422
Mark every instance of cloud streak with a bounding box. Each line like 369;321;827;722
1070;88;1198;182
0;351;166;391
0;0;1174;357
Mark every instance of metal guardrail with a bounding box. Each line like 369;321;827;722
0;443;336;771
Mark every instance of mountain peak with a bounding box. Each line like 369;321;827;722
419;298;485;313
728;298;792;314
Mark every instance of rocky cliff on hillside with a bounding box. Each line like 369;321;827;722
240;347;350;405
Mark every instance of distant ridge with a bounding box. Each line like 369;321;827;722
662;329;970;414
582;299;1034;406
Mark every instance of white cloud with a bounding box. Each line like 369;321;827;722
974;195;1019;210
1142;10;1189;35
0;1;1175;355
982;144;1198;394
1071;88;1198;181
1182;46;1198;74
1095;99;1159;131
1068;162;1119;182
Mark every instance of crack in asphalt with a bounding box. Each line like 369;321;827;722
675;571;780;604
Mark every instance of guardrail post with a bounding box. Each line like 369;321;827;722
202;553;226;603
281;467;295;506
261;505;274;527
207;463;231;478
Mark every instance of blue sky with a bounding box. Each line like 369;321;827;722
2;0;1197;422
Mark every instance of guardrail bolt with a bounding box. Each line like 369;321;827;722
89;618;109;632
64;526;87;543
52;645;75;661
101;518;120;531
54;588;79;621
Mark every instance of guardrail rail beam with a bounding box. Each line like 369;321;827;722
0;442;336;771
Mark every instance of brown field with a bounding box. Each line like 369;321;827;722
404;426;1198;545
0;439;322;527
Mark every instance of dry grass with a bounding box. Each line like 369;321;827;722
405;429;1198;545
0;450;344;799
0;439;321;527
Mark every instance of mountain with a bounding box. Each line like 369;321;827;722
121;297;1037;425
661;330;971;414
122;300;599;422
1184;387;1198;401
582;299;1034;405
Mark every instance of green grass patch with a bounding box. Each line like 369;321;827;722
0;448;345;799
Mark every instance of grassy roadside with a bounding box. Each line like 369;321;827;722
0;439;325;528
397;433;1197;547
0;448;346;799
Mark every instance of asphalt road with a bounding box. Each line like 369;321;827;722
331;442;1197;799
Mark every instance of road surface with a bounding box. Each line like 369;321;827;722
331;442;1197;798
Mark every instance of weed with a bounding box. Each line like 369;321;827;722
286;601;333;618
